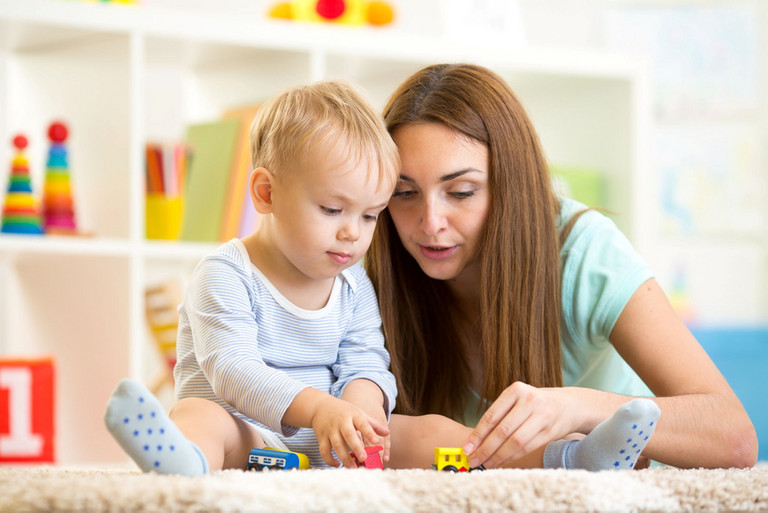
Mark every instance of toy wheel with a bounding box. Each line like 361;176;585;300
249;463;264;471
442;465;459;473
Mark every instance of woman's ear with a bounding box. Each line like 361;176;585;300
249;167;274;214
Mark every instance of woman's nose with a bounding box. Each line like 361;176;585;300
420;198;446;235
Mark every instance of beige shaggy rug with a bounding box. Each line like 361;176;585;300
1;465;767;512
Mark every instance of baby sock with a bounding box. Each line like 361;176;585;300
543;398;660;471
104;378;209;476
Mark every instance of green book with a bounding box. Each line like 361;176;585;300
550;165;605;209
180;119;241;242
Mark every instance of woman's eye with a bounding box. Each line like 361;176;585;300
321;206;341;215
392;189;415;199
451;190;475;199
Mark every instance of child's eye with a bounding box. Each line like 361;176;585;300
363;214;378;222
321;206;341;215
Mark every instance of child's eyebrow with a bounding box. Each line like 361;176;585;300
328;193;388;210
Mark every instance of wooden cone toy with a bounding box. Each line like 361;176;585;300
1;134;43;235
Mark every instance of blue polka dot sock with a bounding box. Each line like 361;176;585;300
543;398;660;471
104;378;209;476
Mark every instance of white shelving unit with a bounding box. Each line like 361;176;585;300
0;0;649;464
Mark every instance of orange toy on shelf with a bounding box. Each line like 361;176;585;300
269;0;394;26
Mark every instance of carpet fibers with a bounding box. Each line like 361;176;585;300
1;465;767;512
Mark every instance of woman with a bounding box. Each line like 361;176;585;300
367;63;757;469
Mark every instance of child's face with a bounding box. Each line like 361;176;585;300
270;147;393;281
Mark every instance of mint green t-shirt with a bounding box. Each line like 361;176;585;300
463;197;653;427
558;198;653;396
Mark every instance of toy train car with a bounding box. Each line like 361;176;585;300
247;447;310;471
432;447;485;472
349;445;384;469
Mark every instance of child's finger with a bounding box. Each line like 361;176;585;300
331;433;358;468
354;417;385;445
343;425;369;463
382;435;391;462
368;417;390;437
318;438;340;468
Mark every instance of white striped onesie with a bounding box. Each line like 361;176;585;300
173;239;397;468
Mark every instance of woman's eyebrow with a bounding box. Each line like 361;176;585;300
398;168;482;183
440;168;483;182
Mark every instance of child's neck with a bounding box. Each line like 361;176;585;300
240;231;336;311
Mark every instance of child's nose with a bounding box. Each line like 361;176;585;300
338;220;360;241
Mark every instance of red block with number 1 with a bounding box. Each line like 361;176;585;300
0;357;55;463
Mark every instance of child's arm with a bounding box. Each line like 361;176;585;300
180;248;313;439
281;387;389;468
330;269;397;415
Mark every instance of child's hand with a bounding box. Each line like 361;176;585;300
353;406;390;464
339;379;391;463
310;395;390;468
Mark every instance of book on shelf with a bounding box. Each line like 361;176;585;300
145;106;262;243
178;119;240;242
221;104;261;241
550;165;606;210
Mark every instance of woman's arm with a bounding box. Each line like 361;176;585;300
609;278;757;468
464;278;757;469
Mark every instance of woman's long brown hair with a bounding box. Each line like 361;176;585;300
366;64;564;420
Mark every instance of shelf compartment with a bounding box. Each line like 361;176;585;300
5;31;132;240
2;252;131;463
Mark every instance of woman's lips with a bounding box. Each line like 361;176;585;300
419;245;457;260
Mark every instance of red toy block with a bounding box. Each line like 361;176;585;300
0;357;56;463
350;445;384;469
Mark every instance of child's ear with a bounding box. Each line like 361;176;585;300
249;167;274;214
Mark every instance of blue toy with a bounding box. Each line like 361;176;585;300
247;447;309;470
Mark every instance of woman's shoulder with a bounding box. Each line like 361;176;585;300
557;196;645;266
557;196;652;341
557;196;606;232
558;197;631;253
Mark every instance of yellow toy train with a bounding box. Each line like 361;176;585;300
432;447;486;472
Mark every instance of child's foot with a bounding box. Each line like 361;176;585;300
544;398;660;471
104;378;209;476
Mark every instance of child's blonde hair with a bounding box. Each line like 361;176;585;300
250;80;399;191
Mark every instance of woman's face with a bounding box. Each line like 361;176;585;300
388;122;490;283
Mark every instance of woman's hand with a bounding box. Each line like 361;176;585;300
462;382;590;468
310;395;389;468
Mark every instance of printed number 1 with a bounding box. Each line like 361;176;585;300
0;367;43;457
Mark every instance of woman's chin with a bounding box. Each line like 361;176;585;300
419;262;461;282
